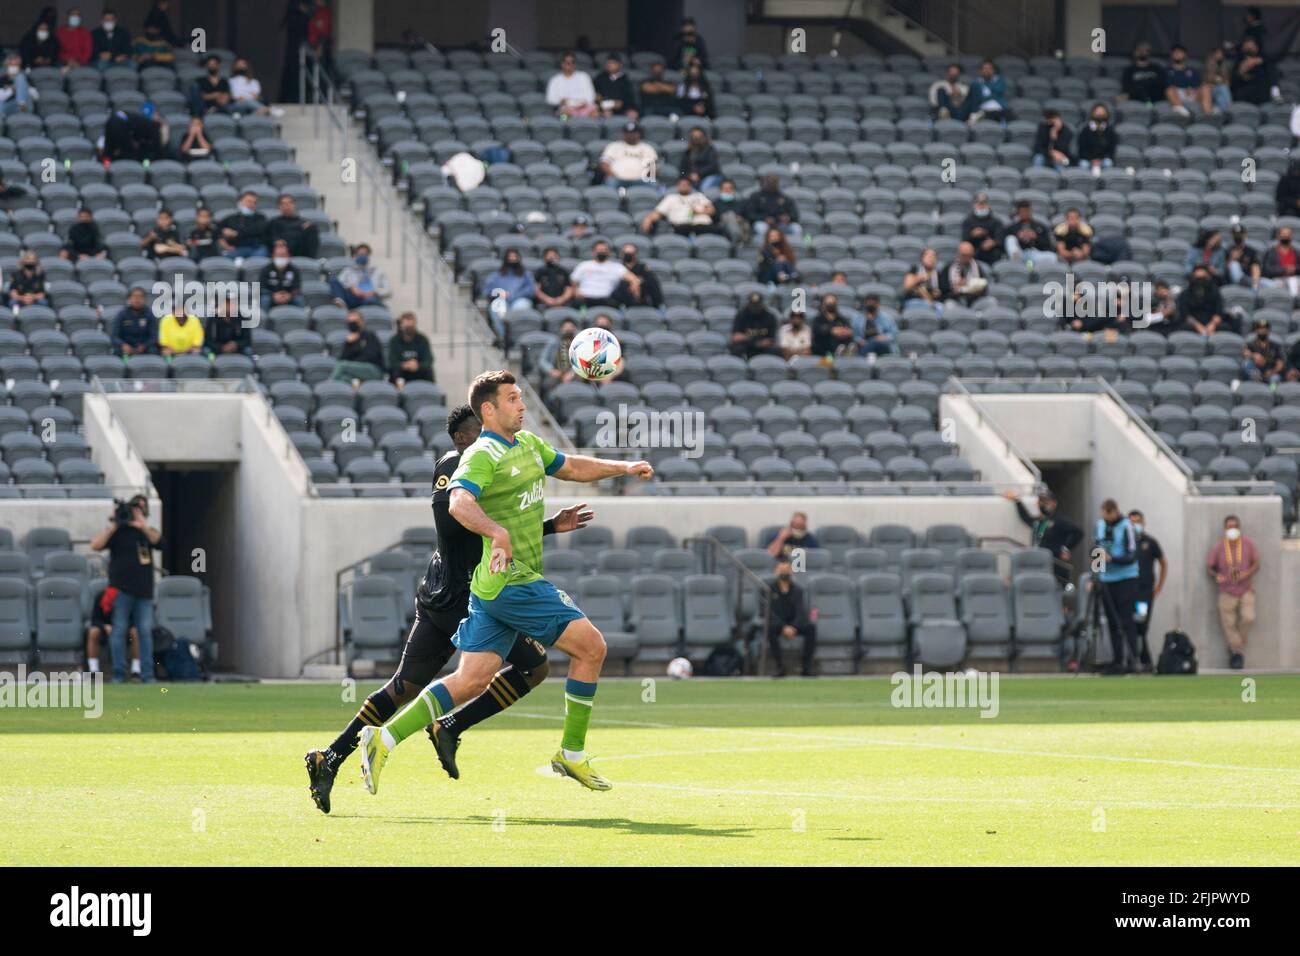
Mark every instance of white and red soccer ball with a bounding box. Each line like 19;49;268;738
568;327;623;381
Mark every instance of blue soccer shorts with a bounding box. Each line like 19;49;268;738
451;578;586;660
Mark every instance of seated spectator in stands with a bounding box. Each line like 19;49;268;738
101;108;165;163
767;511;820;560
332;311;385;383
1142;280;1177;332
1230;34;1277;105
566;214;591;242
1120;43;1165;104
6;250;46;310
89;495;162;683
1164;45;1200;116
545;318;580;390
1176;264;1231;336
618;244;663;307
593;53;636;118
929;63;969;121
267;194;319;259
671;17;710;71
812;293;861;356
0;55;35;117
1184;228;1227;285
1002;200;1055;267
714;177;747;244
533;246;574;309
20;17;59;69
743;173;800;246
1077;103;1117;170
1275;160;1300;218
570;240;640;308
1242;318;1285;383
1053;208;1093;263
131;20;174;69
1202;48;1231;113
205;296;252;355
546;51;598;118
938;242;989;306
1059;283;1126;336
675;59;715;118
600;120;657;188
219;191;269;258
859;293;898;355
482;247;535;340
757;227;800;285
57;9;93;67
966;59;1007;125
766;558;815;678
641;175;722;237
638;61;677;117
112;287;159;356
779;308;812;358
729;292;780;358
0;174;28;211
260;239;303;310
189;55;232;115
1262;226;1300;297
187;206;221;260
329;243;390;308
679;127;723;191
1286;335;1300;383
1032;108;1073;169
174;116;213;161
903;246;943;310
62;208;107;260
228;59;270;114
91;8;132;69
140;209;187;260
85;583;139;678
387;311;434;386
146;0;183;46
158;310;204;357
961;191;1004;265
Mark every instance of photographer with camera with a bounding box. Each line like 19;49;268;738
1094;499;1141;675
89;495;164;683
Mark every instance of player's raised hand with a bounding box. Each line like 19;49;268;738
625;460;654;480
552;502;595;533
489;529;513;574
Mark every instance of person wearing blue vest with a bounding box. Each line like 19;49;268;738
1094;498;1141;674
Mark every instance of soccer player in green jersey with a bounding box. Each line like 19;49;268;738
359;370;653;792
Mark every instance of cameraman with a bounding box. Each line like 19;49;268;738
1094;498;1140;675
89;495;164;683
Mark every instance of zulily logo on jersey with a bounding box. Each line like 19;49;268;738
517;479;544;510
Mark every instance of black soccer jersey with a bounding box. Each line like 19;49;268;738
416;450;480;614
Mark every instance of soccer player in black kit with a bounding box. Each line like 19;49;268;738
305;404;592;813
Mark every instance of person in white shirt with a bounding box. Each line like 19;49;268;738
640;175;723;236
778;309;813;358
599;121;658;188
545;51;598;118
227;58;269;115
569;240;640;307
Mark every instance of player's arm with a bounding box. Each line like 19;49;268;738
553;454;653;482
545;502;594;536
448;488;512;571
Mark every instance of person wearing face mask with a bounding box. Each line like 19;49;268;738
140;208;186;260
1241;318;1285;383
713;178;747;244
929;63;969;121
331;311;385;384
259;239;303;310
6;251;47;310
765;559;816;679
1202;48;1232;113
100;108;164;163
533;247;574;309
1031;108;1073;170
267;194;319;258
1175;265;1230;336
1076;104;1117;170
811;293;861;356
145;0;183;48
569;241;640;308
1263;226;1300;297
386;311;434;386
779;308;813;358
228;59;270;115
1274;159;1300;219
960;192;1004;266
1182;228;1226;285
20;15;60;69
204;296;252;356
678;128;723;192
1127;509;1167;672
1230;35;1278;106
1225;224;1263;288
132;22;175;69
1206;516;1258;669
331;243;391;309
0;55;34;117
1164;45;1200;117
546;318;580;390
481;248;536;342
965;58;1007;125
1120;42;1166;104
91;8;133;69
111;287;159;356
1093;499;1141;675
219;191;269;259
729;292;780;358
1003;488;1082;586
671;17;710;71
187;206;220;260
613;245;663;308
858;294;898;355
57;8;93;67
62;208;107;260
767;512;821;561
189;55;232;115
89;495;164;684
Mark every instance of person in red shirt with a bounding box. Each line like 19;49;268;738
1205;515;1259;670
57;8;93;66
307;0;332;59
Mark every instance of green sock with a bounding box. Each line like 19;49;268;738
561;678;597;754
383;681;454;747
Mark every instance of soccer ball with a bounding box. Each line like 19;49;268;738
667;657;693;680
568;326;623;381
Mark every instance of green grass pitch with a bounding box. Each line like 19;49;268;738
4;675;1298;866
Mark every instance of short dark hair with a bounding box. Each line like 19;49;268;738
1128;509;1144;519
1224;514;1240;525
467;370;516;421
446;403;476;439
1170;44;1186;54
1101;498;1120;513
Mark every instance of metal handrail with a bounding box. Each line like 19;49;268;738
686;534;772;675
943;376;1042;483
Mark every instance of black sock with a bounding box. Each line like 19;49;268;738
328;688;399;759
439;667;533;736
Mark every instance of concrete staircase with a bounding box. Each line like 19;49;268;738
761;0;950;58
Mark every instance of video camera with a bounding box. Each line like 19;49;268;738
113;497;141;525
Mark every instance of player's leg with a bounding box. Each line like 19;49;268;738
550;615;611;790
86;625;102;674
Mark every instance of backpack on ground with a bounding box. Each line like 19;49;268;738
1156;629;1198;674
159;629;203;681
703;644;744;677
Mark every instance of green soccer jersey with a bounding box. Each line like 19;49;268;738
448;428;565;600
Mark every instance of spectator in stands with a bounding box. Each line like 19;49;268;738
1142;280;1177;332
481;247;535;323
132;19;175;69
533;246;574;309
1003;488;1080;586
1286;335;1300;382
85;583;139;678
767;511;820;560
546;51;598;118
1120;43;1165;104
743;173;800;246
766;559;815;678
62;208;107;260
1242;318;1285;383
714;178;747;244
90;495;163;684
1230;34;1277;105
228;59;271;115
757;227;800;285
1275;160;1300;218
938;241;989;306
146;0;183;46
679;127;723;192
190;55;233;115
779;308;813;358
1226;224;1263;287
57;8;93;67
600;120;657;188
671;17;710;70
91;8;132;69
1059;282;1123;335
1164;45;1200;117
140;208;187;260
618;244;663;308
387;311;434;386
1094;499;1142;675
306;0;333;73
729;292;780;358
6;250;46;310
205;296;252;355
675;59;715;118
1207;515;1258;669
811;293;861;356
1127;509;1167;672
593;53;636;118
1032;108;1073;169
260;239;303;310
1053;208;1093;264
1202;48;1232;113
0;55;35;117
267;194;319;259
961;191;1004;266
187;206;220;260
174;116;213;161
546;318;580;390
929;63;969;121
641;175;721;237
638;61;677;117
20;15;59;69
158;309;205;357
219;191;269;259
566;214;591;242
1076;103;1117;170
1262;226;1300;297
1176;264;1230;336
330;244;391;308
112;287;159;356
332;310;385;383
1002;200;1055;267
859;293;898;355
1183;228;1227;285
101;109;165;163
966;59;1007;125
902;246;943;310
570;240;640;308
